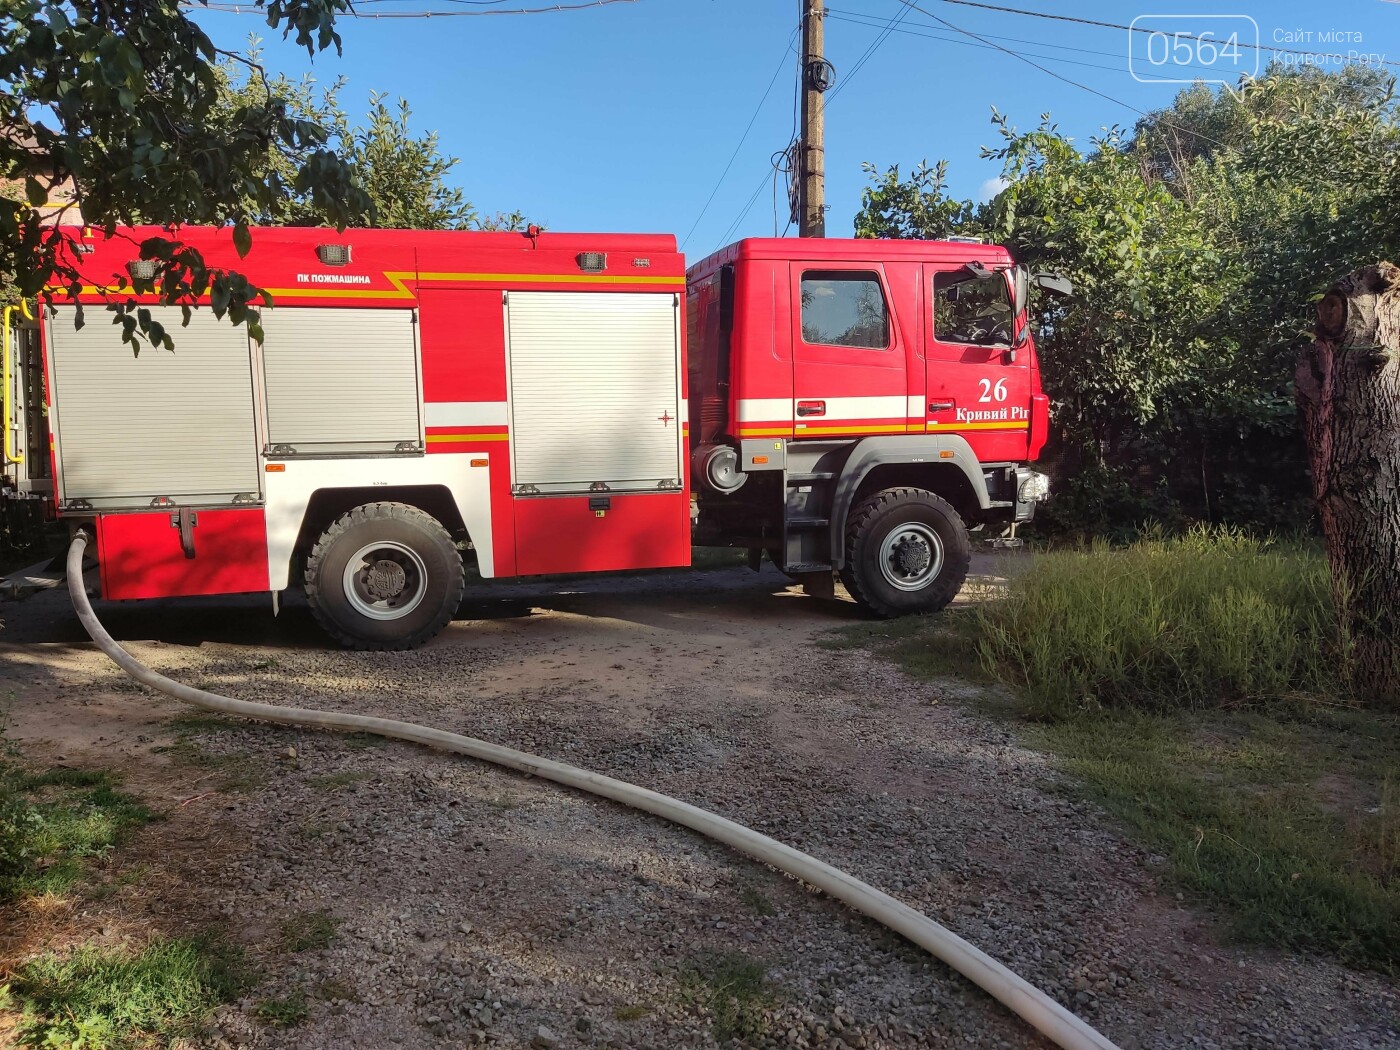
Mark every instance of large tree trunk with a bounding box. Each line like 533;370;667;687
1296;262;1400;705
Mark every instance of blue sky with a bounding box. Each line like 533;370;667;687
191;0;1400;257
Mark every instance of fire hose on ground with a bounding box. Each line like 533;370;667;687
66;531;1120;1050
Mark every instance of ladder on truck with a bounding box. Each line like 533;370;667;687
2;303;61;597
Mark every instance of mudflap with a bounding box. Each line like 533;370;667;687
795;570;836;600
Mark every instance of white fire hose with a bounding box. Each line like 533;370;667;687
66;531;1119;1050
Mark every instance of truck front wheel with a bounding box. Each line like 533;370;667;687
304;502;464;650
840;487;970;617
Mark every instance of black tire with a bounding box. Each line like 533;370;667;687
304;502;464;651
839;487;970;617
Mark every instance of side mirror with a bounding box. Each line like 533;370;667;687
1011;266;1031;349
1012;265;1029;315
1033;272;1073;297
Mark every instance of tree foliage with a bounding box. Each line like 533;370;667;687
855;66;1400;534
854;159;975;241
1;0;372;346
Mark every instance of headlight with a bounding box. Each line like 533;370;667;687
1017;470;1051;503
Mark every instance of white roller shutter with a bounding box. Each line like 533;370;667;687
261;307;421;452
506;292;682;493
47;307;259;506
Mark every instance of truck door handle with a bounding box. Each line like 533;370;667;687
928;400;955;413
796;400;826;417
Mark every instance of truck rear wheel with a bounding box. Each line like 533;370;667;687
304;502;464;650
840;487;970;617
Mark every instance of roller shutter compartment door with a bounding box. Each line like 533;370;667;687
47;307;259;506
261;307;422;453
507;292;682;494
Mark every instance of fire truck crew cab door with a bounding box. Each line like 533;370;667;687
925;266;1031;462
789;265;907;437
789;267;907;439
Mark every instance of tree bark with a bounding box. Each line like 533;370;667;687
1296;262;1400;706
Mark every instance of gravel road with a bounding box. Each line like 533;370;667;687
1;559;1397;1049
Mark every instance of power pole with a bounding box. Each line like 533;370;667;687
798;0;827;237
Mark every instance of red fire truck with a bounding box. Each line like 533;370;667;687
1;226;1063;648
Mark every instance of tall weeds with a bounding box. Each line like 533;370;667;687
977;527;1343;718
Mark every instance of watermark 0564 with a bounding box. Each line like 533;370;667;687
1129;15;1261;84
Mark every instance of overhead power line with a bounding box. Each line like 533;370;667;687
198;0;639;17
716;0;1259;255
353;1;517;6
827;1;912;102
924;0;1400;70
714;169;773;251
896;0;1233;149
827;9;1229;78
680;32;797;252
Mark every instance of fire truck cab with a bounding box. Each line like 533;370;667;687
687;238;1056;615
5;226;1058;649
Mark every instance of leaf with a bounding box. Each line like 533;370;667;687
232;222;252;259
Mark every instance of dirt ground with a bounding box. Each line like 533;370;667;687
1;559;1397;1049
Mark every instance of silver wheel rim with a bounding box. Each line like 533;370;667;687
878;523;944;592
343;541;428;621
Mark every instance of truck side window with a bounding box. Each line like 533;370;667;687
934;271;1013;346
800;271;889;349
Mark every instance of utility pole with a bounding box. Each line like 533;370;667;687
798;0;827;237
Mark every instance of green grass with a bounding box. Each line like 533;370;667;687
163;712;243;734
1034;704;1399;971
976;527;1343;717
279;909;339;953
149;739;232;768
0;762;154;902
824;609;995;685
313;979;358;1003
254;990;309;1027
342;733;388;751
85;864;154;902
679;953;776;1042
297;819;333;840
5;936;247;1048
844;528;1400;973
737;886;776;917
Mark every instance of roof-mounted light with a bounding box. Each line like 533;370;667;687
317;243;352;267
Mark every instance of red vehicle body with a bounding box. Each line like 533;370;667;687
1;225;1055;648
686;238;1052;593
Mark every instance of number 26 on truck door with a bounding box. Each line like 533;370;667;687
978;378;1008;403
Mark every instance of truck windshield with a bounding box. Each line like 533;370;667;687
934;272;1013;346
